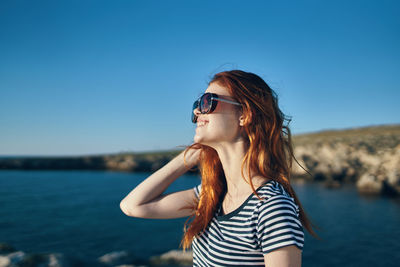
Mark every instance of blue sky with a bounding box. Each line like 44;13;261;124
0;0;399;156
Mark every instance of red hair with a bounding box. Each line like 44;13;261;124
180;70;320;250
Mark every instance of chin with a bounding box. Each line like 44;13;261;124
193;135;204;144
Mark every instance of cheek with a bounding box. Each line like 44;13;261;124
209;114;240;134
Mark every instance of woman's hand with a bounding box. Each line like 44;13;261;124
182;147;201;170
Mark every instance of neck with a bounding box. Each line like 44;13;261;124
213;140;268;197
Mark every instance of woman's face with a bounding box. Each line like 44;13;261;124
193;82;244;146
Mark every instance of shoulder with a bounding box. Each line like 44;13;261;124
257;179;291;198
255;181;301;227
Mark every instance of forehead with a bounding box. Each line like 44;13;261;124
205;82;231;96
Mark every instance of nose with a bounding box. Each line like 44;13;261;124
193;107;201;116
192;106;201;123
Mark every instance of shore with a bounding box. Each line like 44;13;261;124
0;242;192;267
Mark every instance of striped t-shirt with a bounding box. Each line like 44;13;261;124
192;180;304;266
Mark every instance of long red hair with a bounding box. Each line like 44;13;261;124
180;70;320;250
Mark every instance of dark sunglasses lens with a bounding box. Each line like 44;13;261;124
191;100;198;123
200;93;212;113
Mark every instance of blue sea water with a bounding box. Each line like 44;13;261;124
0;170;399;266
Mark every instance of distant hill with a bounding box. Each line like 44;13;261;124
1;124;399;196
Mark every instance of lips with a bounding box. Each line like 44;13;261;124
197;119;208;127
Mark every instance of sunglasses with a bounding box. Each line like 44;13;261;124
191;92;241;123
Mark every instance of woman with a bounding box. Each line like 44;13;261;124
120;70;319;266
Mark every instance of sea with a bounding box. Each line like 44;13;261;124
0;170;399;266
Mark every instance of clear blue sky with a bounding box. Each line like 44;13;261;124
1;0;399;156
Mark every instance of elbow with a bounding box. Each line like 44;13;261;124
120;199;146;218
120;200;134;217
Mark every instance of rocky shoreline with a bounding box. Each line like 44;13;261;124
291;124;400;196
0;150;186;173
1;124;399;196
0;243;192;267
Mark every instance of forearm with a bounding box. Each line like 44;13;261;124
120;152;189;208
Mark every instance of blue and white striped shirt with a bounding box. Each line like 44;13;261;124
192;180;304;266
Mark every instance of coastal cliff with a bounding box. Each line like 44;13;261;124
291;124;400;195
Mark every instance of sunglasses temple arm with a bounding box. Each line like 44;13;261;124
214;98;241;106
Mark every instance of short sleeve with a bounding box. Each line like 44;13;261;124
256;195;304;254
193;183;202;199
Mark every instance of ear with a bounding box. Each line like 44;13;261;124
239;112;252;126
239;116;245;126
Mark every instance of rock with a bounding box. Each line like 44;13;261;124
98;251;138;266
42;253;80;267
387;169;400;194
0;249;86;267
150;249;193;266
0;256;10;267
0;248;53;267
356;174;383;195
0;251;27;266
114;265;147;267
